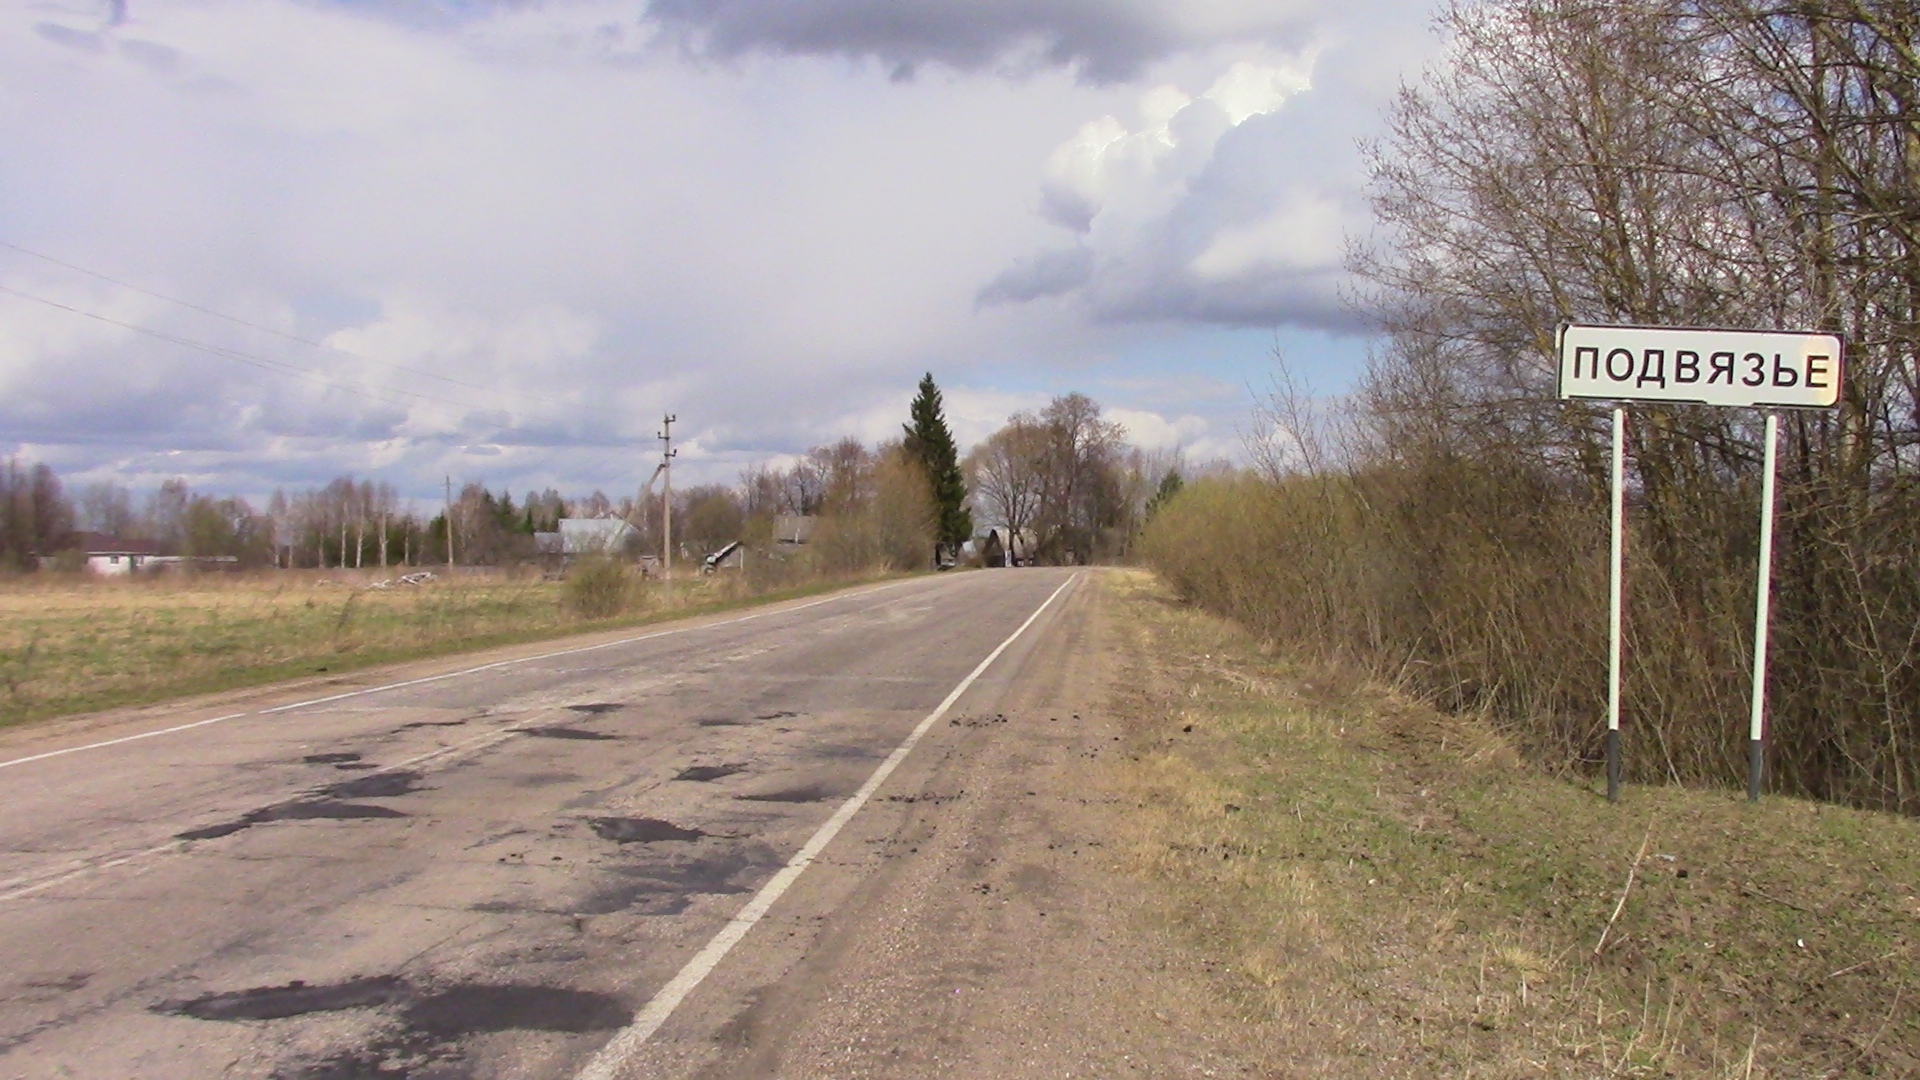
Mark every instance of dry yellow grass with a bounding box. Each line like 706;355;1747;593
0;568;857;727
1102;569;1920;1078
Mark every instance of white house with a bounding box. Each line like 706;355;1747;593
72;533;161;576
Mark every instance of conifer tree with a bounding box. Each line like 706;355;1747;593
902;373;972;550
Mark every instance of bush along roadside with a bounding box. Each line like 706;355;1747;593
1104;570;1920;1077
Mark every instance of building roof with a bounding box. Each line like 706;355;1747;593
71;532;162;556
557;517;638;554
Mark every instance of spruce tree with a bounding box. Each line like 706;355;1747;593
902;373;972;549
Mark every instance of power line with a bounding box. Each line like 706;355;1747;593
0;237;578;412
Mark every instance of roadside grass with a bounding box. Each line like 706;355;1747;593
1104;569;1919;1077
0;569;904;729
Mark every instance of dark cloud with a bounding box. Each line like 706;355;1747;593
975;246;1092;306
644;0;1313;82
35;23;105;51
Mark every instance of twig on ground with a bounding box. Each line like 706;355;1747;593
1845;978;1904;1069
1594;822;1654;957
1740;883;1809;913
1828;945;1910;980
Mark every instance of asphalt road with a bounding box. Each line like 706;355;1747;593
0;568;1108;1079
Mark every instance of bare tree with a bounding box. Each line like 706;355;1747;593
965;416;1048;543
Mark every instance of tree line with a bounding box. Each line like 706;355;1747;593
4;375;1183;574
1146;0;1920;814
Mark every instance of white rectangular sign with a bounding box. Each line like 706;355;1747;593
1558;323;1843;409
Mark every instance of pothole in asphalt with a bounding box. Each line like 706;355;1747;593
322;771;424;800
673;763;747;782
737;784;840;803
754;710;798;720
156;976;405;1021
401;984;628;1038
522;726;616;741
586;817;707;843
575;850;765;915
176;801;409;841
567;703;624;715
176;772;423;841
157;977;630;1080
397;718;470;730
302;752;360;765
696;716;749;727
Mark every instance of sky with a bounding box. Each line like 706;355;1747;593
1;0;1441;504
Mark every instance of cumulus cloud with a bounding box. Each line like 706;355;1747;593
643;0;1320;82
1;0;1437;500
981;48;1384;331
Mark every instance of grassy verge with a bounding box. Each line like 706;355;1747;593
1104;569;1919;1077
0;569;908;729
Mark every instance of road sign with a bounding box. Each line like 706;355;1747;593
1556;322;1843;804
1558;323;1843;409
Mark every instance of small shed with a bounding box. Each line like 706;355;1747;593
557;518;639;557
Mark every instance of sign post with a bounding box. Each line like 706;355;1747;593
1607;406;1625;803
1748;412;1779;801
1557;323;1842;803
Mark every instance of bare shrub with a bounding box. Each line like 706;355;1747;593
810;448;937;573
563;557;638;619
1150;0;1920;812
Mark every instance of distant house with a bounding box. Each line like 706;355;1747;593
71;533;162;576
773;515;816;548
557;517;639;557
978;527;1034;568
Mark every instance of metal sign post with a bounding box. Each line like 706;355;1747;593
1557;323;1842;803
1607;406;1625;802
1748;412;1779;801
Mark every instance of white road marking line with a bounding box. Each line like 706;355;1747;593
0;578;926;771
575;572;1080;1080
0;839;184;903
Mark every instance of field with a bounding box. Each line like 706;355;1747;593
1106;570;1919;1077
0;567;866;728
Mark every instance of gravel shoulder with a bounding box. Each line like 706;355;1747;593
629;567;1270;1078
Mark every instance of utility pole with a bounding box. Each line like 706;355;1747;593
658;414;678;578
445;475;456;571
